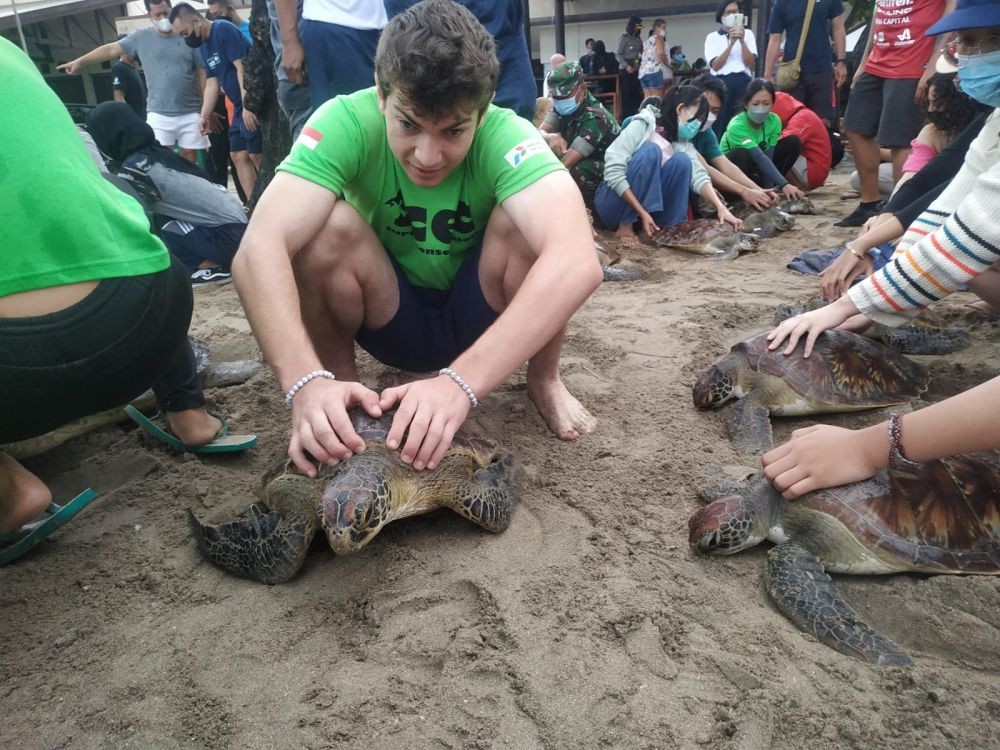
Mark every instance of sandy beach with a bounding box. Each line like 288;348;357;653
3;168;1000;750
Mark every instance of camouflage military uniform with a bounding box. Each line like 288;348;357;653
542;90;620;210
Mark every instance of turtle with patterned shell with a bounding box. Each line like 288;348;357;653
689;452;1000;666
693;329;929;455
652;219;762;260
189;409;520;584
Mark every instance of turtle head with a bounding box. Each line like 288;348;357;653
688;478;780;555
692;355;740;410
318;481;391;555
773;211;795;231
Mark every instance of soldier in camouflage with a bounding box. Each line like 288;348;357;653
539;60;621;212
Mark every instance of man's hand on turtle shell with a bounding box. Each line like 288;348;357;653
742;187;773;211
781;183;805;201
379;376;472;472
289;378;382;477
763;424;884;499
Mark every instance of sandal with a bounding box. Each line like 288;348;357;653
124;405;257;454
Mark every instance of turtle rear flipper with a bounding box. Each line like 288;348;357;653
726;397;773;456
189;506;316;585
766;541;911;667
874;323;970;355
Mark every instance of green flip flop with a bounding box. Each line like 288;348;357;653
0;489;99;565
124;405;257;454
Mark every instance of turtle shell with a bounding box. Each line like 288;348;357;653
797;452;1000;573
735;329;929;407
652;219;735;250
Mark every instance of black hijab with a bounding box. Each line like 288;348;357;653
85;101;207;178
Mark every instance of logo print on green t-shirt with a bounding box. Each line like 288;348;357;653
385;190;477;250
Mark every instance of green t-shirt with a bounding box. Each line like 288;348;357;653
277;88;564;290
0;38;169;298
720;111;782;154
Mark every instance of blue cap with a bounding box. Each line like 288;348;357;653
926;0;1000;35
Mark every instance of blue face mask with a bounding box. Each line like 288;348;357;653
747;105;771;124
678;118;701;141
957;49;1000;108
673;53;686;62
553;96;581;116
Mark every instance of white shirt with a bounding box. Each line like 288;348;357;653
704;27;757;77
303;0;387;29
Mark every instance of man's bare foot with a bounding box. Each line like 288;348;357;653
166;408;224;447
0;451;52;533
527;378;597;441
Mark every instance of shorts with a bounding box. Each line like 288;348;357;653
147;111;210;150
843;73;922;147
300;19;380;110
159;219;246;272
639;71;665;89
355;244;500;373
229;110;262;154
789;69;836;122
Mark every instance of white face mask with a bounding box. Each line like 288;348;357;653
702;112;717;132
154;18;173;33
722;15;735;29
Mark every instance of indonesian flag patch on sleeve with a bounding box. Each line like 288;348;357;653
504;138;546;167
298;126;324;150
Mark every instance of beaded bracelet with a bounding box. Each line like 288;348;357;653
887;413;920;470
439;367;479;408
284;369;336;408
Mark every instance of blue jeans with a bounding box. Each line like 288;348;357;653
594;143;692;231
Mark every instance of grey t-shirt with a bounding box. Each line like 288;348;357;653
266;0;304;82
119;27;203;117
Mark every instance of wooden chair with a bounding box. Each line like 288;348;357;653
584;74;621;122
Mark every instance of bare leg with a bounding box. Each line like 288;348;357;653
890;146;910;185
0;452;51;533
967;265;1000;312
847;131;881;203
249;153;262;171
479;206;597;441
178;147;199;164
231;150;257;199
292;200;399;382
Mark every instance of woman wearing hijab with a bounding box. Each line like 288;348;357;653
85;102;247;285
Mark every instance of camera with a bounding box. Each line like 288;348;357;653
732;13;745;30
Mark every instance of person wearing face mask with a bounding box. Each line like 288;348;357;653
58;0;209;164
705;1;757;139
170;2;261;201
661;85;744;229
669;45;692;74
720;78;805;201
594;97;694;245
540;61;622;212
766;1;1000;360
687;73;778;211
582;40;619;94
207;0;253;45
617;16;646;118
638;19;671;98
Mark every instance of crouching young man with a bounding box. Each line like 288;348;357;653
233;0;602;476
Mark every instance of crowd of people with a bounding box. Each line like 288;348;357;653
1;0;999;569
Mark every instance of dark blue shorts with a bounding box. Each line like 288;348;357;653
300;19;380;109
355;244;500;373
229;110;261;154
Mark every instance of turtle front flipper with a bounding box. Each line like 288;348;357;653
765;541;911;667
726;396;773;456
188;505;317;585
449;451;520;533
602;264;648;282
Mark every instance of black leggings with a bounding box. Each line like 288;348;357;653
727;135;802;188
0;255;202;443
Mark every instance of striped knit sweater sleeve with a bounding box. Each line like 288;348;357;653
848;110;1000;326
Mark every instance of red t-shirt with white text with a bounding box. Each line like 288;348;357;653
864;0;945;79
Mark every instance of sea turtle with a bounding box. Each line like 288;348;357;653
777;197;816;214
689;452;1000;666
774;300;970;355
189;409;520;584
595;241;647;282
742;208;795;238
693;330;929;455
652;220;761;261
